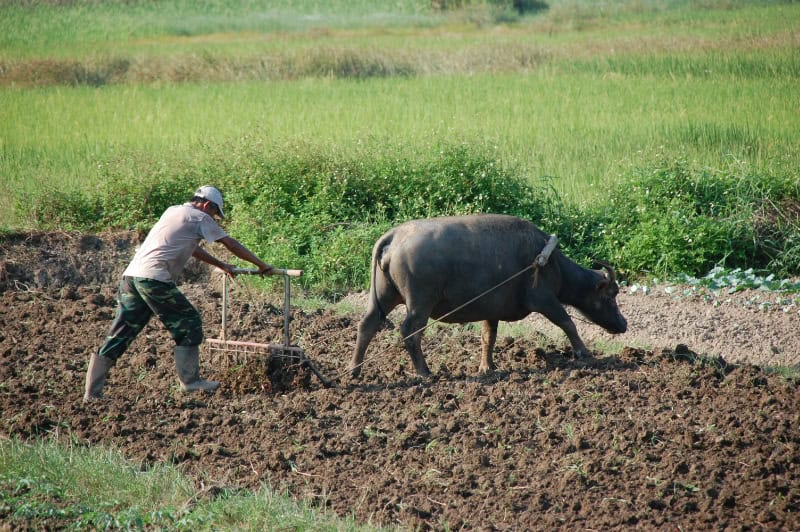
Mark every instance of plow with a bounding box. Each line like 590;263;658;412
205;267;335;388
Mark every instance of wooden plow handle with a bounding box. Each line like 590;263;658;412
229;267;303;277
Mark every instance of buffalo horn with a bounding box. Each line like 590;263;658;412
592;260;617;285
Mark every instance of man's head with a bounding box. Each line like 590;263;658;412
193;186;225;219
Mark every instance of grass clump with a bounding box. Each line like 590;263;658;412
0;438;193;529
0;438;371;530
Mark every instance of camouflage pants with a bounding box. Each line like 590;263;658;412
97;276;203;362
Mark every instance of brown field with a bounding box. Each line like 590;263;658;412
1;231;798;529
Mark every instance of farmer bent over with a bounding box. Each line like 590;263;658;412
84;186;273;401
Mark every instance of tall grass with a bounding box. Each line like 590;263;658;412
3;68;797;223
20;138;800;294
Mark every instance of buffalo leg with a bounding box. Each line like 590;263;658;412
532;298;590;358
350;307;382;378
479;319;498;373
557;318;590;358
350;269;401;378
400;310;431;377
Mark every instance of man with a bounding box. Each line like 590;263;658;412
84;185;273;401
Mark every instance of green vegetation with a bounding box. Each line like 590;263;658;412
20;140;799;296
675;267;800;294
596;158;800;278
0;438;373;530
2;0;799;292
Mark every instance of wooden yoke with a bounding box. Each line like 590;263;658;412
533;234;558;288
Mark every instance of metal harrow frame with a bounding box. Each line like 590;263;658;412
205;267;334;388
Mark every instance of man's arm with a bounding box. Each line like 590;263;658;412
192;245;234;273
215;236;273;274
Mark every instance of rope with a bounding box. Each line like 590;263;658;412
403;234;557;341
343;234;559;378
400;262;537;343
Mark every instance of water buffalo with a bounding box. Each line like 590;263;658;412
350;214;627;378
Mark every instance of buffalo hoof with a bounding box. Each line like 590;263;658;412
573;349;590;359
478;363;496;374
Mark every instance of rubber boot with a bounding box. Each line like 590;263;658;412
174;345;220;392
83;352;115;402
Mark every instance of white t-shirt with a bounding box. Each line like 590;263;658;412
123;203;228;282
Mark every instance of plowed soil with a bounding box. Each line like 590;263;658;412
1;231;798;530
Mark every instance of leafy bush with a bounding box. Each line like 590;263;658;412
20;142;799;294
597;158;800;278
26;139;550;297
505;0;549;15
434;0;548;15
216;141;553;296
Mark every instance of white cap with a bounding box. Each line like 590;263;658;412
194;185;225;219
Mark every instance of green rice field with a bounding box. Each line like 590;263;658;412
1;0;798;283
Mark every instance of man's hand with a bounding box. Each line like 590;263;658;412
220;263;238;278
257;263;275;276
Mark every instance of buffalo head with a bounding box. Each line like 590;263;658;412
577;261;627;334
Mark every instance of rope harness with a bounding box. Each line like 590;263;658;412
399;233;560;343
340;234;561;379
